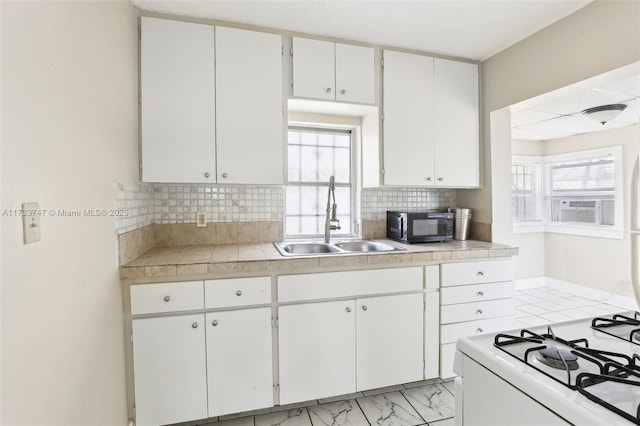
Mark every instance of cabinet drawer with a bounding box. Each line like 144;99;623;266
441;281;514;305
440;317;520;344
441;298;513;324
205;277;271;308
441;259;513;287
131;281;204;315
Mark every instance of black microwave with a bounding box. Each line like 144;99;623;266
386;210;454;243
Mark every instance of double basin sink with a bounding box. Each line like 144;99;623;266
274;240;405;257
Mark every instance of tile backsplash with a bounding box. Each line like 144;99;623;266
114;182;456;235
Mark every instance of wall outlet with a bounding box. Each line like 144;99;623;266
196;211;207;228
22;202;41;244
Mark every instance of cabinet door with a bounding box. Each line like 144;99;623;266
356;293;424;390
335;43;375;104
278;300;356;404
216;27;284;184
206;308;273;416
434;58;479;187
141;17;216;183
382;50;435;185
132;314;207;426
292;37;335;100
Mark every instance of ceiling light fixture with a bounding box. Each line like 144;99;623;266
581;103;627;125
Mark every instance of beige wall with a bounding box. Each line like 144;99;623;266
542;125;639;296
1;1;138;424
457;0;640;231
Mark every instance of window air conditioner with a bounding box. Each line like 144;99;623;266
559;199;602;224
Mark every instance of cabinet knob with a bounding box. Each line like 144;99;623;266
211;320;218;327
340;89;346;95
204;172;210;178
477;291;484;297
326;87;332;93
477;271;484;276
163;295;171;302
361;305;368;311
476;328;483;333
236;290;242;296
192;322;199;329
438;177;444;182
476;309;483;315
345;307;351;313
221;173;228;178
426;177;432;182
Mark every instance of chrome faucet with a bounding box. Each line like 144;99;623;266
324;175;341;243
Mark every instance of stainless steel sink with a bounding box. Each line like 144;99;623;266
273;240;404;257
276;242;341;255
333;241;397;252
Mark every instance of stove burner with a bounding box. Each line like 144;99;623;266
535;345;579;370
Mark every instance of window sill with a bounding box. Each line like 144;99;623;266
513;223;624;239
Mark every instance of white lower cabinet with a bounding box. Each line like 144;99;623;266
278;292;424;404
131;279;273;425
132;314;208;426
206;308;273;417
356;293;424;390
279;300;357;404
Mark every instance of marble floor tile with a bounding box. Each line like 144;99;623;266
318;392;364;404
357;391;424;426
255;408;312;426
441;380;455;396
429;417;455;426
401;383;454;423
307;399;369;426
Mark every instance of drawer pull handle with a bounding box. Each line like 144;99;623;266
477;291;484;297
236;290;242;296
163;296;171;302
346;307;351;313
362;305;368;311
192;322;198;329
476;309;483;315
477;271;484;276
476;328;483;333
211;320;218;327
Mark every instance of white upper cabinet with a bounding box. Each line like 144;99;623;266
382;50;480;188
141;18;284;184
335;43;375;104
215;27;283;184
141;17;216;183
293;37;374;104
434;58;480;187
382;50;435;186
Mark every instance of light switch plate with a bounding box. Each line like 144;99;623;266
196;211;207;228
22;202;41;244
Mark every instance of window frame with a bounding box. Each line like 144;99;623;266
512;155;544;233
512;146;624;239
284;123;359;240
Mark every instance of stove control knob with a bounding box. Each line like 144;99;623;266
476;309;483;315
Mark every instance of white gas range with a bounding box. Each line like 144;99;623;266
454;311;640;425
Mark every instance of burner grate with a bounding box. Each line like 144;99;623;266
592;312;640;344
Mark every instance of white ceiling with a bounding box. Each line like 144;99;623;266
511;74;640;141
132;0;591;61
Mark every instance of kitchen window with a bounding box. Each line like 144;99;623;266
285;126;355;238
512;146;623;239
